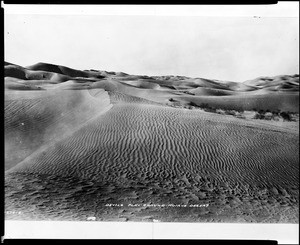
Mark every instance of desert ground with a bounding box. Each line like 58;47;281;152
5;62;299;222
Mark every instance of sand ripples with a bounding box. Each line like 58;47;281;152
5;62;299;222
10;101;298;190
5;89;111;170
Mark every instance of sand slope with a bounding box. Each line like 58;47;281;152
10;101;298;186
5;62;299;222
5;89;111;170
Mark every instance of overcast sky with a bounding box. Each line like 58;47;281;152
4;4;299;82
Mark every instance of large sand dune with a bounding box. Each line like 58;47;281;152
5;89;112;170
9;102;298;187
5;62;299;222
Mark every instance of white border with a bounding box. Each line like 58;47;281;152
2;2;299;17
3;2;299;243
4;221;299;243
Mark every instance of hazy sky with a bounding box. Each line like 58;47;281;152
4;5;299;82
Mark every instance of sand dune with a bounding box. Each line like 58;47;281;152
190;87;236;96
5;65;28;80
5;64;71;82
119;80;161;89
26;62;104;79
6;96;299;222
10;101;298;186
5;62;299;222
175;92;299;112
5;89;111;170
5;62;299;111
243;74;299;88
219;81;257;92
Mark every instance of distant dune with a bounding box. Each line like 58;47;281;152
26;62;104;79
5;62;299;112
5;62;299;222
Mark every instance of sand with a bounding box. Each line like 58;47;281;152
5;89;111;170
5;62;299;222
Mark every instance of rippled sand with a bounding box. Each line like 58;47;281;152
6;93;299;222
5;62;299;222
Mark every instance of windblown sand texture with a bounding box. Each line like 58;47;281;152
5;62;299;222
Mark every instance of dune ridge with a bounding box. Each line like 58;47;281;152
5;89;112;170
